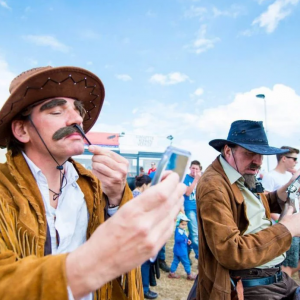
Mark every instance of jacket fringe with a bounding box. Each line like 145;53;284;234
0;152;144;300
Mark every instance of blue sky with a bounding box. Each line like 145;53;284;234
0;0;300;171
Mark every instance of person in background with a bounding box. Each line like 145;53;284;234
133;175;159;299
262;146;300;279
168;215;197;281
148;162;157;175
183;160;202;262
139;166;145;176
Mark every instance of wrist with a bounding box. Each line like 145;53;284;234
66;227;115;298
107;196;122;207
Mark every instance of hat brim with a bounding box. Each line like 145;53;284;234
0;66;105;148
209;139;289;155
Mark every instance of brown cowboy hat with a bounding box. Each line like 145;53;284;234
0;66;105;148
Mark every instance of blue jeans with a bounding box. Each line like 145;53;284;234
185;209;199;259
170;254;191;274
158;244;166;260
141;260;151;293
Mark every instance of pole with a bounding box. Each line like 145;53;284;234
256;94;269;171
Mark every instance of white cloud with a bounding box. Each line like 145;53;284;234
125;84;300;171
195;85;300;140
0;58;15;109
184;6;207;19
0;1;11;9
22;35;70;53
149;72;190;85
132;108;138;114
116;74;132;81
238;29;254;37
212;5;246;18
190;88;204;105
252;0;299;33
186;25;220;54
86;61;93;65
192;87;204;97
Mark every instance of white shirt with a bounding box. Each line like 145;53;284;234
262;170;299;212
262;170;292;192
23;153;106;300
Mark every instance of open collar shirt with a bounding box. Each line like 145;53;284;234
219;155;285;268
23;152;91;300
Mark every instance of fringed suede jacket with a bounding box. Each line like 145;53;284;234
0;151;143;300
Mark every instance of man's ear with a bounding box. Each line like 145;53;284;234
223;144;232;158
11;120;30;143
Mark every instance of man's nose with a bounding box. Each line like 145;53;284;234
67;109;83;126
253;154;263;165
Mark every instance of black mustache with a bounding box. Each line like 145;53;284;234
248;163;261;171
52;126;82;141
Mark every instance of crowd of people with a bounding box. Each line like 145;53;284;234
0;65;300;300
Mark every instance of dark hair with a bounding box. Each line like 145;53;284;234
135;175;151;187
276;146;299;162
139;166;144;172
190;160;202;171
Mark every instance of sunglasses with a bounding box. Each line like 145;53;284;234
285;156;298;162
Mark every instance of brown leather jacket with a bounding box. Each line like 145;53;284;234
0;151;143;300
196;156;292;300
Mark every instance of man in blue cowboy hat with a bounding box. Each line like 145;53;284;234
195;120;300;300
0;66;186;300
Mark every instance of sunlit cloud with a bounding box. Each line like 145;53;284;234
149;72;190;85
185;25;220;54
23;35;70;53
116;74;132;81
184;6;207;19
0;58;15;109
252;0;299;33
212;5;246;18
0;1;11;10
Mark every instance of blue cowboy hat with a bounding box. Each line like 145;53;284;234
209;120;289;155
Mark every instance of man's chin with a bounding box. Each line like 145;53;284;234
243;174;256;190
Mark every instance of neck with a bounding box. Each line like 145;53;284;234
274;163;287;174
23;149;66;189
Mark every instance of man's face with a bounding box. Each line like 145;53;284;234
224;145;263;176
20;97;85;161
283;153;298;173
189;164;201;177
151;163;156;169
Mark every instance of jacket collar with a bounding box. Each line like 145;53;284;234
211;155;244;204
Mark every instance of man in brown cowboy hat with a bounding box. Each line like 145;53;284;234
0;66;185;300
196;120;300;300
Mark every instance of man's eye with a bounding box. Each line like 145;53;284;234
51;111;61;115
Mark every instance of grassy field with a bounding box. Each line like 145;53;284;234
151;234;198;300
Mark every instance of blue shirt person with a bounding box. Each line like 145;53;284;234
183;160;202;260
